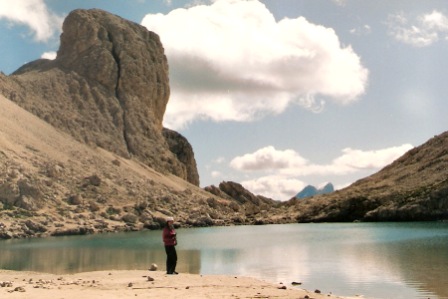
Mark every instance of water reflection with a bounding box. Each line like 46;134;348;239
0;223;447;299
0;232;202;274
386;238;448;299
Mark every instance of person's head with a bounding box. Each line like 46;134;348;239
166;216;174;227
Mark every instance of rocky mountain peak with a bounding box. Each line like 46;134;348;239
57;9;169;128
295;183;334;199
2;9;197;184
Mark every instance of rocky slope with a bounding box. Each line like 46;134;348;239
0;9;196;185
0;93;292;239
0;9;293;239
288;131;448;222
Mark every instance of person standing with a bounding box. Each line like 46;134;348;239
162;217;178;275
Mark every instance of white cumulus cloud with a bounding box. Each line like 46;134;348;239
387;10;448;47
331;144;414;171
41;51;56;60
350;24;371;36
142;0;368;129
230;146;307;171
230;143;413;200
241;175;307;201
0;0;62;42
211;171;222;178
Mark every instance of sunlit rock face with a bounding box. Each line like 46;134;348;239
1;9;198;183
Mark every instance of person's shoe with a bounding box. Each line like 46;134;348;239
173;271;179;275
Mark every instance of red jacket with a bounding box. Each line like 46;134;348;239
163;226;177;246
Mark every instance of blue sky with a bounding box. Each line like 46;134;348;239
1;0;447;200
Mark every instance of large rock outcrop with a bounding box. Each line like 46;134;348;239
204;181;285;224
163;128;200;186
0;9;197;185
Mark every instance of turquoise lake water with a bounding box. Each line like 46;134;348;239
1;222;447;299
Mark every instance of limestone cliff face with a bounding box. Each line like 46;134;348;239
162;128;200;186
57;9;168;130
0;9;196;185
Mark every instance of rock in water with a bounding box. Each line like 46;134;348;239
1;9;197;185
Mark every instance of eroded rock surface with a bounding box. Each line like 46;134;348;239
0;9;193;184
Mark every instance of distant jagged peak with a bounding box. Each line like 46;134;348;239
295;182;334;199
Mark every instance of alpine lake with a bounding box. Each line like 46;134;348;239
1;222;447;299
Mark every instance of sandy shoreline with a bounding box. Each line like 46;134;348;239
0;269;359;299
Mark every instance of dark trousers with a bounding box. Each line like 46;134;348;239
165;245;177;274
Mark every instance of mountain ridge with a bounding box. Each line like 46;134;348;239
0;9;292;239
0;8;447;240
0;93;291;239
287;131;448;222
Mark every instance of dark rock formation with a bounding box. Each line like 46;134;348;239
205;181;281;215
0;8;197;185
163;128;200;186
290;131;448;222
217;181;276;206
204;185;234;200
204;181;287;223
